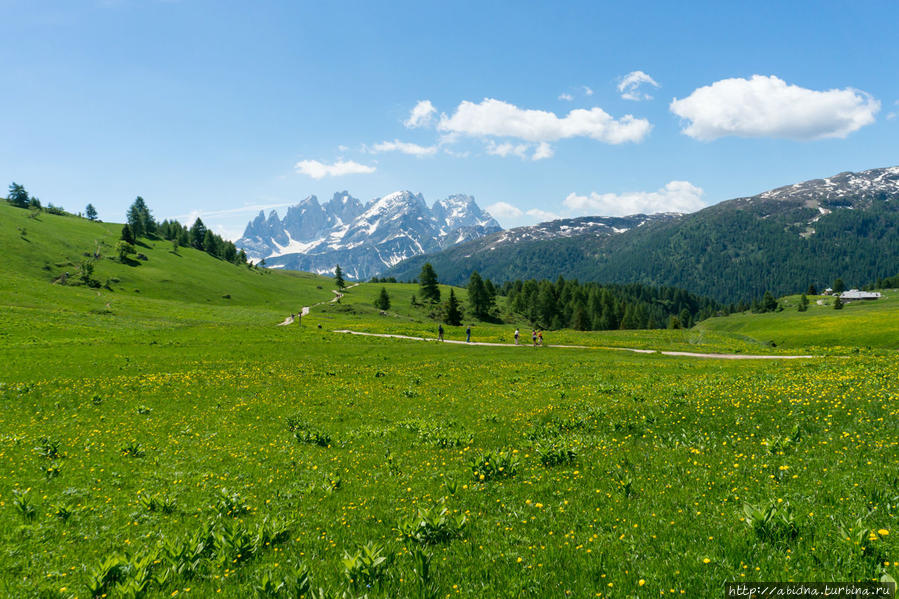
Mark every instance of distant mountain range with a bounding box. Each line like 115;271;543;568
235;191;500;280
384;166;899;303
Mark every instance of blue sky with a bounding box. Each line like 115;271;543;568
2;0;897;239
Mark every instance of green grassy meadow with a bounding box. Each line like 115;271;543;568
1;205;897;598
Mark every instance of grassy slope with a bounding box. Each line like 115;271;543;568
699;292;899;350
1;202;898;596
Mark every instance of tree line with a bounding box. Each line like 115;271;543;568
411;262;722;330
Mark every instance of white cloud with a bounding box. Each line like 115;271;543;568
371;139;438;157
485;203;558;226
583;86;594;96
486;141;530;159
563;181;706;216
438;98;651;144
618;70;659;101
532;142;554;161
404;100;437;128
526;208;560;222
558;93;573;101
175;201;295;222
888;112;896;120
670;75;880;141
486;201;523;220
294;159;376;179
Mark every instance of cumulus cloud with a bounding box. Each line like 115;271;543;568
670;75;880;141
618;70;659;101
294;159;376;179
532;142;554;161
404;100;437;128
438;98;651;144
486;201;523;220
371;139;437;157
558;92;573;101
563;181;706;216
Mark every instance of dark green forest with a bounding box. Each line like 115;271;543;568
386;195;899;303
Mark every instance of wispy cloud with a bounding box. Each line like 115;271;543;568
371;139;438;157
618;70;659;101
558;92;573;101
294;159;376;179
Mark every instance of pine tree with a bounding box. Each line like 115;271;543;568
374;287;391;310
467;271;490;318
190;218;207;249
419;263;441;303
334;265;346;289
761;291;778;312
833;295;844;310
7;182;30;208
798;294;809;312
121;224;135;244
444;289;462;326
832;278;846;294
85;204;98;221
806;284;817;295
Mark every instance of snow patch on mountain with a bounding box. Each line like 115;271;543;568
235;190;501;279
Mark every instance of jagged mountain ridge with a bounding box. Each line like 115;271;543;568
384;166;899;303
235;191;500;280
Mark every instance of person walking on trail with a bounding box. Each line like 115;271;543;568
531;329;537;348
438;324;444;342
514;328;520;345
466;325;471;343
538;330;544;346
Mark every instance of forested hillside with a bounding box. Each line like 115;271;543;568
385;167;899;303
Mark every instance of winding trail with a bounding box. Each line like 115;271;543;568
284;283;816;360
330;329;817;360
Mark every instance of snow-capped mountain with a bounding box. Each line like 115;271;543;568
235;191;501;279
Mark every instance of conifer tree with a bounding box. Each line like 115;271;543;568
334;265;346;289
374;287;391;310
419;263;441;303
444;288;462;326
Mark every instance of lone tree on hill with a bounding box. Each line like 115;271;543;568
833;295;844;310
335;265;346;289
444;288;462;326
121;224;135;245
85;204;98;221
419;262;441;303
798;294;809;312
374;287;391;310
8;182;30;208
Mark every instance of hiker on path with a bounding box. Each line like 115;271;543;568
466;325;471;343
538;330;544;346
438;324;444;342
514;328;520;345
531;329;537;347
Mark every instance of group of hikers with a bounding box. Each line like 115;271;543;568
437;324;545;347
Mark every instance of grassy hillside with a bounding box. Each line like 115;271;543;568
699;292;899;350
2;200;898;597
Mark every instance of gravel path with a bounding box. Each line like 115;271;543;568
331;329;816;360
